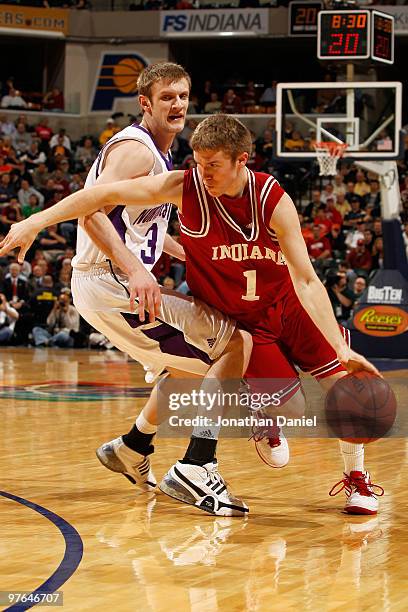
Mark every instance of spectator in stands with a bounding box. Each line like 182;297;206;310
35;118;53;147
372;236;384;269
49;129;71;152
373;218;383;238
0;115;16;138
0;198;23;232
0;292;18;345
0;173;16;204
345;219;365;250
255;129;274;162
299;212;314;245
18;179;44;210
221;89;242;114
27;264;45;292
346;238;373;275
284;130;305;152
354;170;371;201
343;197;365;228
242;80;258;109
204;93;222;114
321;182;336;204
28;275;58;333
2;262;29;310
345;181;360;205
21;193;43;219
1;88;27;109
12;123;32;155
307;224;332;264
0;155;16;175
43;87;64;112
363;228;375;254
69;173;84;193
352;275;367;301
74;137;98;170
366;179;381;210
325;197;342;226
303;189;321;220
50;135;71;166
259;81;277;108
32;288;79;348
20;141;47;170
333;174;346;198
326;223;346;258
326;271;354;322
38;224;67;261
99;118;120;146
313;204;332;235
32;163;50;191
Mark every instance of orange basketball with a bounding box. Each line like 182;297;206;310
113;58;144;94
325;372;397;444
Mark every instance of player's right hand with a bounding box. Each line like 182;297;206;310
128;267;161;323
0;219;39;262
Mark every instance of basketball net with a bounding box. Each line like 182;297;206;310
313;141;348;176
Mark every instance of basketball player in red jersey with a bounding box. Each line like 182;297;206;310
0;115;382;515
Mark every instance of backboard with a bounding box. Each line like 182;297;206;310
275;81;402;160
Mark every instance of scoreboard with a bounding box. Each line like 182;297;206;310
317;10;394;64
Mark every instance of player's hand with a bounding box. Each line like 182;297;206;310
337;346;381;377
0;218;39;262
127;267;161;323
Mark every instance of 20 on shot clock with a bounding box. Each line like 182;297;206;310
318;10;370;60
318;9;395;63
372;10;394;64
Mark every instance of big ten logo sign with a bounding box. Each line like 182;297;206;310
91;53;148;112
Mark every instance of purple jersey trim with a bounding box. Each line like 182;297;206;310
132;124;174;170
121;312;212;365
108;205;126;243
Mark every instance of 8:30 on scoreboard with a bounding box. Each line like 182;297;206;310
318;10;370;60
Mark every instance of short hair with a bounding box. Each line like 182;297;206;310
191;114;252;160
137;62;191;99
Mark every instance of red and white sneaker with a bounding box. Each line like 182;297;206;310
250;425;289;468
329;471;384;515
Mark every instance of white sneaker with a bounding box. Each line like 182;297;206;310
159;460;248;517
250;424;289;468
96;436;156;491
329;471;384;515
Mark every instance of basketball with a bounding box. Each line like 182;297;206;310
325;372;397;444
112;58;144;94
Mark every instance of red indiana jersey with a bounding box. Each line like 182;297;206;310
179;167;294;328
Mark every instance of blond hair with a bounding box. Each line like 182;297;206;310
191;114;252;160
137;62;191;99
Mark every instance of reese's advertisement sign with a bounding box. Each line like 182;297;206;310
354;305;408;336
351;269;408;338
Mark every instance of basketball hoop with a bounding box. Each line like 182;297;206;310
313;141;348;176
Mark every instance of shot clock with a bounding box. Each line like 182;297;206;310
317;10;394;64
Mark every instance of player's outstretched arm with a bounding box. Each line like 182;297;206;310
0;171;185;261
270;193;379;376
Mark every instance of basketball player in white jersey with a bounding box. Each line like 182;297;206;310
34;63;252;517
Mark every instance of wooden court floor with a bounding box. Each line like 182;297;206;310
1;348;408;612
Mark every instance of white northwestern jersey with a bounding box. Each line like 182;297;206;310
72;124;173;271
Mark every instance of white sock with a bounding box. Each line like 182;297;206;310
136;412;157;435
339;440;364;474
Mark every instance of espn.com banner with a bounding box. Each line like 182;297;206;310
160;8;269;36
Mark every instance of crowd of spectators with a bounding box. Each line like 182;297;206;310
0;109;406;350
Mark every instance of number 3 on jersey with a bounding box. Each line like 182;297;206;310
140;223;158;264
242;270;260;301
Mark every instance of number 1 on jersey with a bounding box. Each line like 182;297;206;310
242;270;260;301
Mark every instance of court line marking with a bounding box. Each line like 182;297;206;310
0;491;83;612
